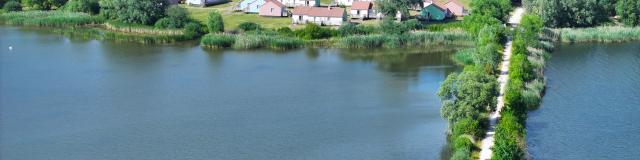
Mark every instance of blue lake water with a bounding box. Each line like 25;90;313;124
0;26;461;160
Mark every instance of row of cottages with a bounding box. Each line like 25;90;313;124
335;0;374;6
280;0;320;7
236;0;288;16
292;6;347;26
186;0;229;7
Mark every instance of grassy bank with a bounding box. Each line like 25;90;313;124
0;11;103;27
555;26;640;43
201;31;472;50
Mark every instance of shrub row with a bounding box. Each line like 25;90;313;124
492;14;548;160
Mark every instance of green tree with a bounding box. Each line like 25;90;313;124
616;0;639;26
99;0;169;25
3;1;22;11
207;11;224;33
462;14;502;37
470;0;512;22
374;0;422;19
64;0;99;14
22;0;68;10
155;5;191;29
438;67;498;125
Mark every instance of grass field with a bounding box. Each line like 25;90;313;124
181;2;291;31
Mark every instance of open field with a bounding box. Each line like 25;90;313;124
181;3;292;31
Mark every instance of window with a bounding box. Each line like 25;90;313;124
271;8;274;12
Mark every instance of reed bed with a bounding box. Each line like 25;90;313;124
556;26;640;43
201;33;303;50
104;21;184;35
201;33;236;48
0;11;103;27
336;31;472;49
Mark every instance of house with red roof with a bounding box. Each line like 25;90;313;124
292;6;347;26
424;0;468;17
260;0;288;17
336;0;374;6
350;1;374;19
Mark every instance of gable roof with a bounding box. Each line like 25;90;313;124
444;0;464;8
425;3;445;11
351;1;373;10
265;0;285;7
292;6;346;17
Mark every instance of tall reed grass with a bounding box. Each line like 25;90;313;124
557;26;640;43
201;33;236;48
336;31;472;49
0;11;103;27
104;21;184;35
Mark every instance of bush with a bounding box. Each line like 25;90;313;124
100;0;169;25
295;23;336;40
207;11;224;33
451;147;472;160
453;136;474;150
276;27;294;36
154;6;191;29
380;17;408;35
201;33;236;48
3;1;22;12
452;117;484;138
183;22;204;39
64;0;99;14
453;48;475;65
237;22;261;31
403;19;423;30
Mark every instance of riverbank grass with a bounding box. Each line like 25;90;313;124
0;10;103;27
556;26;640;43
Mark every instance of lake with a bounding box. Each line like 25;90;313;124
526;42;640;159
0;26;461;160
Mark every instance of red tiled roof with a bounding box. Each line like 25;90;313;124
351;1;372;10
265;0;285;7
292;6;346;18
445;0;464;8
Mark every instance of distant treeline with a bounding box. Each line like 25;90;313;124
524;0;640;27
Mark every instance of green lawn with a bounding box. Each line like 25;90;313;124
181;2;292;31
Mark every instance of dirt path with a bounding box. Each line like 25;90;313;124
478;7;525;160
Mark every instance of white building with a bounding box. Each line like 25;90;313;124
335;0;374;6
278;0;320;7
186;0;229;7
292;6;347;26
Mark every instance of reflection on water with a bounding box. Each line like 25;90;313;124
1;26;464;160
527;42;640;160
